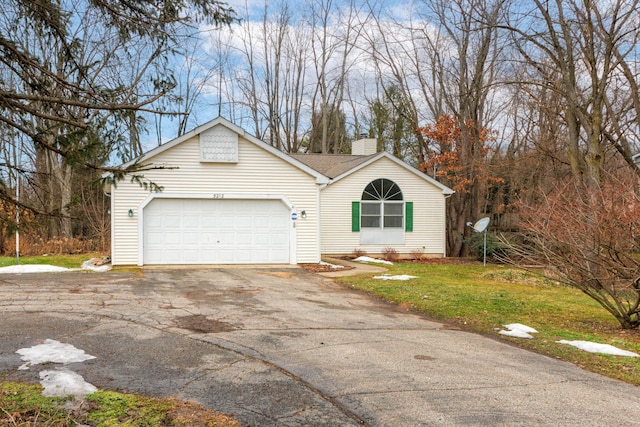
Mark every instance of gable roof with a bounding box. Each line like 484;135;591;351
113;117;329;184
289;153;377;179
109;116;453;194
293;152;454;195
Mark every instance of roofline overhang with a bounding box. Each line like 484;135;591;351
102;116;329;184
326;151;455;195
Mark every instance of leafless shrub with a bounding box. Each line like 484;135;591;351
500;175;640;329
352;248;367;258
382;247;399;262
411;248;426;261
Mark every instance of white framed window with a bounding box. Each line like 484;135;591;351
361;179;404;229
359;178;405;244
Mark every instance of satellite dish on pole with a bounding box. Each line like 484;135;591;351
472;217;490;233
467;217;491;266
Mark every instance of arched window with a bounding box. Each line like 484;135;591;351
361;179;404;229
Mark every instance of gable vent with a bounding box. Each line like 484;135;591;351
200;125;238;163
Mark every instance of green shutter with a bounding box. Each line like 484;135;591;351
352;201;360;232
405;202;413;232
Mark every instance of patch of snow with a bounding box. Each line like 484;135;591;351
0;264;69;274
557;340;639;357
499;329;534;339
373;274;418;281
504;323;538;334
17;339;96;370
81;259;112;272
40;369;97;397
354;256;393;265
81;256;111;271
319;261;344;269
498;323;538;339
0;257;112;274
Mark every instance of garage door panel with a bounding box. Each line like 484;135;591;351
146;215;163;227
183;215;201;228
217;251;235;263
146;231;164;245
217;217;234;228
183;232;200;245
165;232;182;245
235;252;252;263
271;234;288;245
235;232;252;245
254;233;270;245
143;198;290;264
182;250;202;263
252;216;270;228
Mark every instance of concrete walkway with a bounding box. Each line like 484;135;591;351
1;267;639;426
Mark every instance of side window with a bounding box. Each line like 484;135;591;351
356;179;408;245
361;178;403;230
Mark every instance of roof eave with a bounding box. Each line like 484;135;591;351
326;152;455;195
103;117;329;183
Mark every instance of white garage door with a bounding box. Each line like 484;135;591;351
143;198;290;264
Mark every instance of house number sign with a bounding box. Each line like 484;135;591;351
212;193;224;199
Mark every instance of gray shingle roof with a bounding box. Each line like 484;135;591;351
289;153;378;179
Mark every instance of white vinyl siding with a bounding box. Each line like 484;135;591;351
320;157;447;256
111;131;320;265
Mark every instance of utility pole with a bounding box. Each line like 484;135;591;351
14;140;20;265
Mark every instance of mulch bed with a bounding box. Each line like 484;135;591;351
299;257;481;273
406;257;482;265
299;263;355;273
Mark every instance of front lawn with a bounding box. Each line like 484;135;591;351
336;261;640;385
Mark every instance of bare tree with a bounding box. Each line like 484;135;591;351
307;0;363;153
228;1;312;152
507;0;640;185
498;0;640;329
502;174;640;329
0;0;235;242
364;0;509;256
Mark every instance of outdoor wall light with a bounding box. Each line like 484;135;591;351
128;209;134;217
301;210;307;218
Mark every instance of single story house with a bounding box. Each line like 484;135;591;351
107;117;454;266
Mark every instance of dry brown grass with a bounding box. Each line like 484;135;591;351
1;235;104;256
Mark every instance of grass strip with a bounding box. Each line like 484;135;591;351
0;382;239;426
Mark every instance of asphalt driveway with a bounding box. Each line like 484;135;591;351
1;267;640;426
